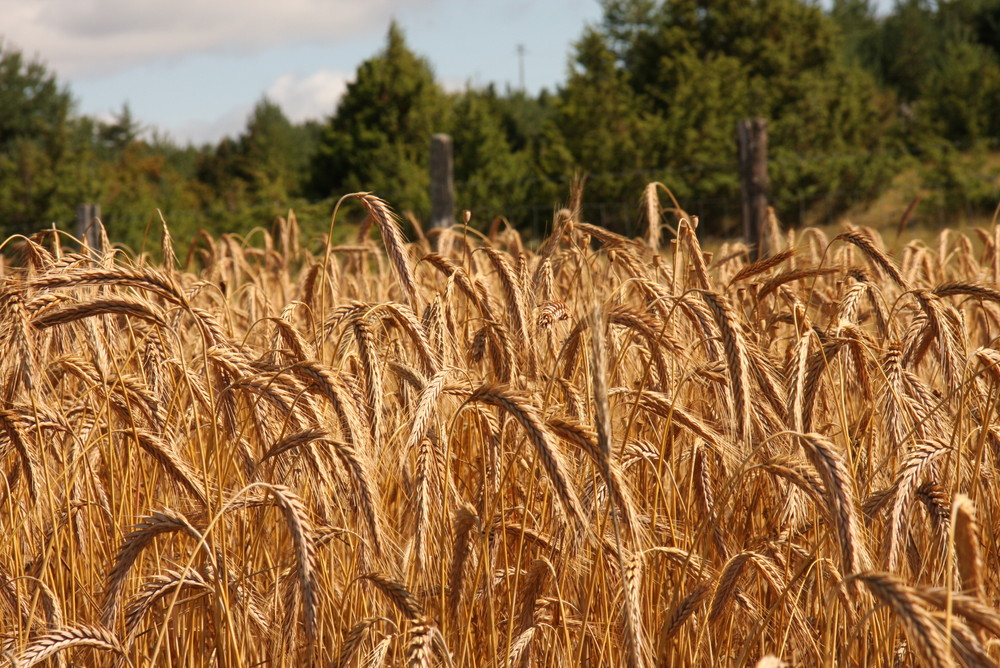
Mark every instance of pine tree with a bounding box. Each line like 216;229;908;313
309;22;448;215
557;28;658;228
449;87;532;223
920;39;1000;142
0;41;80;235
563;0;900;230
238;98;315;201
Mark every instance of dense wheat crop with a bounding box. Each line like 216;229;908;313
2;190;1000;667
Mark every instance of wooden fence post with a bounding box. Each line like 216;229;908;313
738;118;769;259
76;203;102;252
430;134;455;235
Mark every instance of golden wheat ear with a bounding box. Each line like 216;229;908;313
355;193;418;310
9;187;1000;665
15;625;128;668
953;494;984;599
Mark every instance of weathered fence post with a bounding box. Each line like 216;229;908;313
430;134;455;237
76;203;102;252
738;118;769;259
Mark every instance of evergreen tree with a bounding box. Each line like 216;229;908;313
965;0;1000;59
491;89;555;156
194;137;253;222
238;98;316;201
829;0;880;69
0;41;80;235
96;104;142;159
869;0;947;103
849;0;1000;146
557;28;659;228
920;39;1000;142
449;87;532;223
485;89;571;230
310;22;448;215
566;0;900;230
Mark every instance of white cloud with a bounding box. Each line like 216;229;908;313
264;71;473;128
168;104;252;146
440;77;470;94
150;68;349;145
0;0;437;78
266;69;350;124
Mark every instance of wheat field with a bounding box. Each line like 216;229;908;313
1;189;1000;667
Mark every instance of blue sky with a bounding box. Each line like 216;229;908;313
2;0;602;145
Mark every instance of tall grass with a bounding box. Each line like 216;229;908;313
2;192;1000;666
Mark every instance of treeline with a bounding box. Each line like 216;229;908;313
2;0;999;249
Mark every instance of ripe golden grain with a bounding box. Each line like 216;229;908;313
4;190;1000;665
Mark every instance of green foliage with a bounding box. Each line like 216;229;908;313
829;0;1000;211
866;0;946;103
0;41;80;236
919;143;1000;214
238;98;317;200
180;99;322;242
560;0;901;232
482;89;571;230
310;22;449;216
843;0;1000;140
92;141;201;253
2;0;999;246
448;87;533;223
920;39;1000;143
556;28;659;226
829;0;880;66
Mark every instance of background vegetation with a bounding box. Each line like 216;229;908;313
1;0;1000;249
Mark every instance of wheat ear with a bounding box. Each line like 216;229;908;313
797;433;867;579
358;572;424;620
700;290;753;442
468;384;586;530
15;625;127;668
101;509;204;627
953;494;984;599
266;484;318;644
853;572;951;668
448;503;480;623
354;193;418;308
